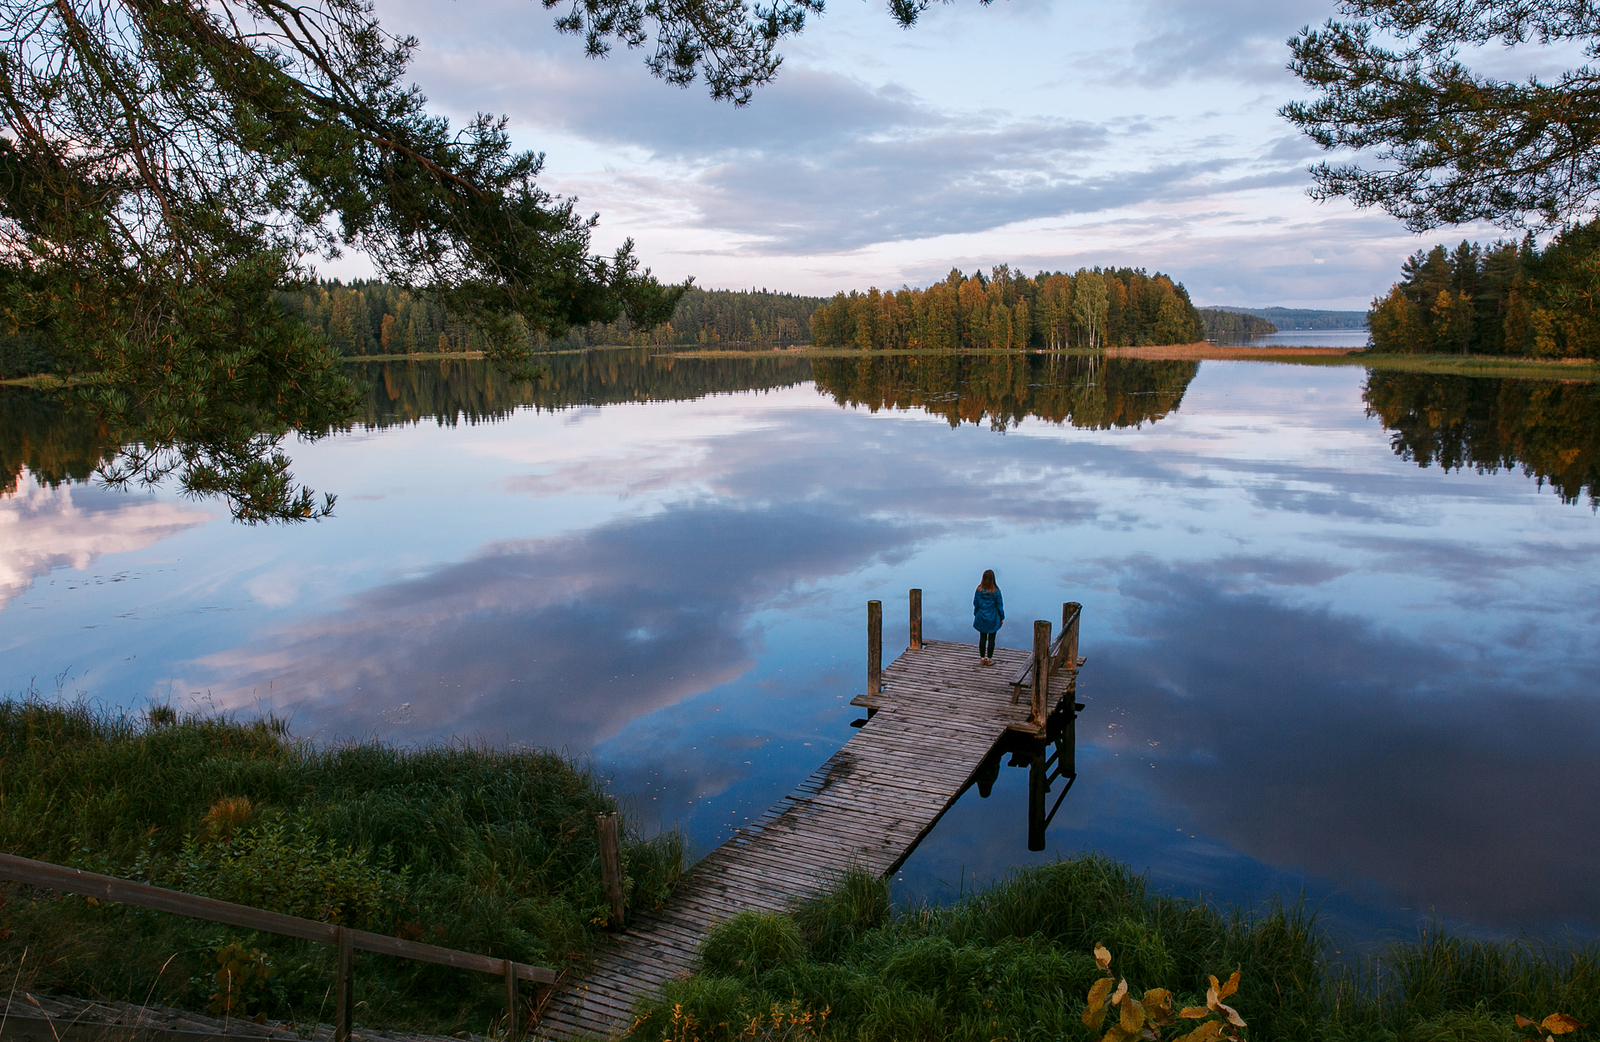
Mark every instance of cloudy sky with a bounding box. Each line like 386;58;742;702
358;0;1515;309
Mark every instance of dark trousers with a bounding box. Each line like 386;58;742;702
978;631;996;658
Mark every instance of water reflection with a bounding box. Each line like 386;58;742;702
4;358;1599;944
811;354;1197;429
356;351;813;429
1364;371;1600;506
0;388;115;497
200;502;922;751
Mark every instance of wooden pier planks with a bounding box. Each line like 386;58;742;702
535;640;1072;1041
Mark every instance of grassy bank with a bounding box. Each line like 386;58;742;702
0;699;682;1035
628;860;1598;1042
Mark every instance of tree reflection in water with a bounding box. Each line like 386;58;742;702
10;356;1600;517
810;354;1199;430
1363;371;1600;507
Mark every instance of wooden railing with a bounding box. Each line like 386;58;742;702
1010;602;1083;721
0;853;556;1042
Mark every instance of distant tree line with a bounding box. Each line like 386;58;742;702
808;266;1205;350
279;284;825;356
1368;220;1600;356
1215;306;1367;330
1199;309;1279;338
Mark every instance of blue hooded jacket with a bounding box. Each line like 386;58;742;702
972;588;1004;633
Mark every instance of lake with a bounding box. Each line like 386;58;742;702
4;350;1598;948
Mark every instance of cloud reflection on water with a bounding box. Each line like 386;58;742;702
20;358;1577;943
204;502;930;750
191;370;1600;939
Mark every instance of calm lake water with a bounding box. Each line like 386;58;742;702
4;351;1598;947
1210;329;1371;348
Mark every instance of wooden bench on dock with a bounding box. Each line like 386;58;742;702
535;592;1087;1041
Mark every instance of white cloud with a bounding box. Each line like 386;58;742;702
337;0;1524;307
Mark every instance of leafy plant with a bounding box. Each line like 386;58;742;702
171;818;406;929
205;941;275;1020
1516;1013;1586;1042
1083;942;1245;1042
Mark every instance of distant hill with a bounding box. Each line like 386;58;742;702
1204;306;1367;330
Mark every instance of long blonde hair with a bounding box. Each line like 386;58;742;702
978;569;998;591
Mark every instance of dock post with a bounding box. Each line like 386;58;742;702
1032;620;1051;726
598;812;626;929
334;926;353;1042
1063;602;1081;665
1027;743;1047;851
868;600;883;696
909;589;922;650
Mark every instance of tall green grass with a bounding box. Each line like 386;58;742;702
627;860;1597;1042
0;698;683;1034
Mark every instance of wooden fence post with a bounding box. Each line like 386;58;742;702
504;959;519;1042
1032;620;1051;726
334;926;354;1042
598;812;625;930
908;589;922;651
868;600;883;696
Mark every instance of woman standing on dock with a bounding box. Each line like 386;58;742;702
973;569;1004;665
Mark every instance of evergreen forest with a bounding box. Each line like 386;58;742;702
276;284;825;357
1368;219;1600;356
808;266;1205;350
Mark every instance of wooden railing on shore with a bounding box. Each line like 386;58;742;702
0;853;555;1042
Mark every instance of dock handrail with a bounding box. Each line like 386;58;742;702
1010;601;1084;699
0;852;554;1041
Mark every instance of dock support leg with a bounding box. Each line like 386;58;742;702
909;589;922;650
868;600;883;697
1027;741;1047;851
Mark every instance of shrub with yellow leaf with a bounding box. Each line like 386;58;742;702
1517;1013;1587;1042
1082;942;1246;1042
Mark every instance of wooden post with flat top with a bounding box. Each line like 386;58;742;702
868;600;883;696
334;926;354;1042
1063;602;1081;666
504;959;519;1042
908;589;922;650
598;812;625;930
1031;620;1051;727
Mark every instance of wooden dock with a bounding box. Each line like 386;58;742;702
535;600;1083;1041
